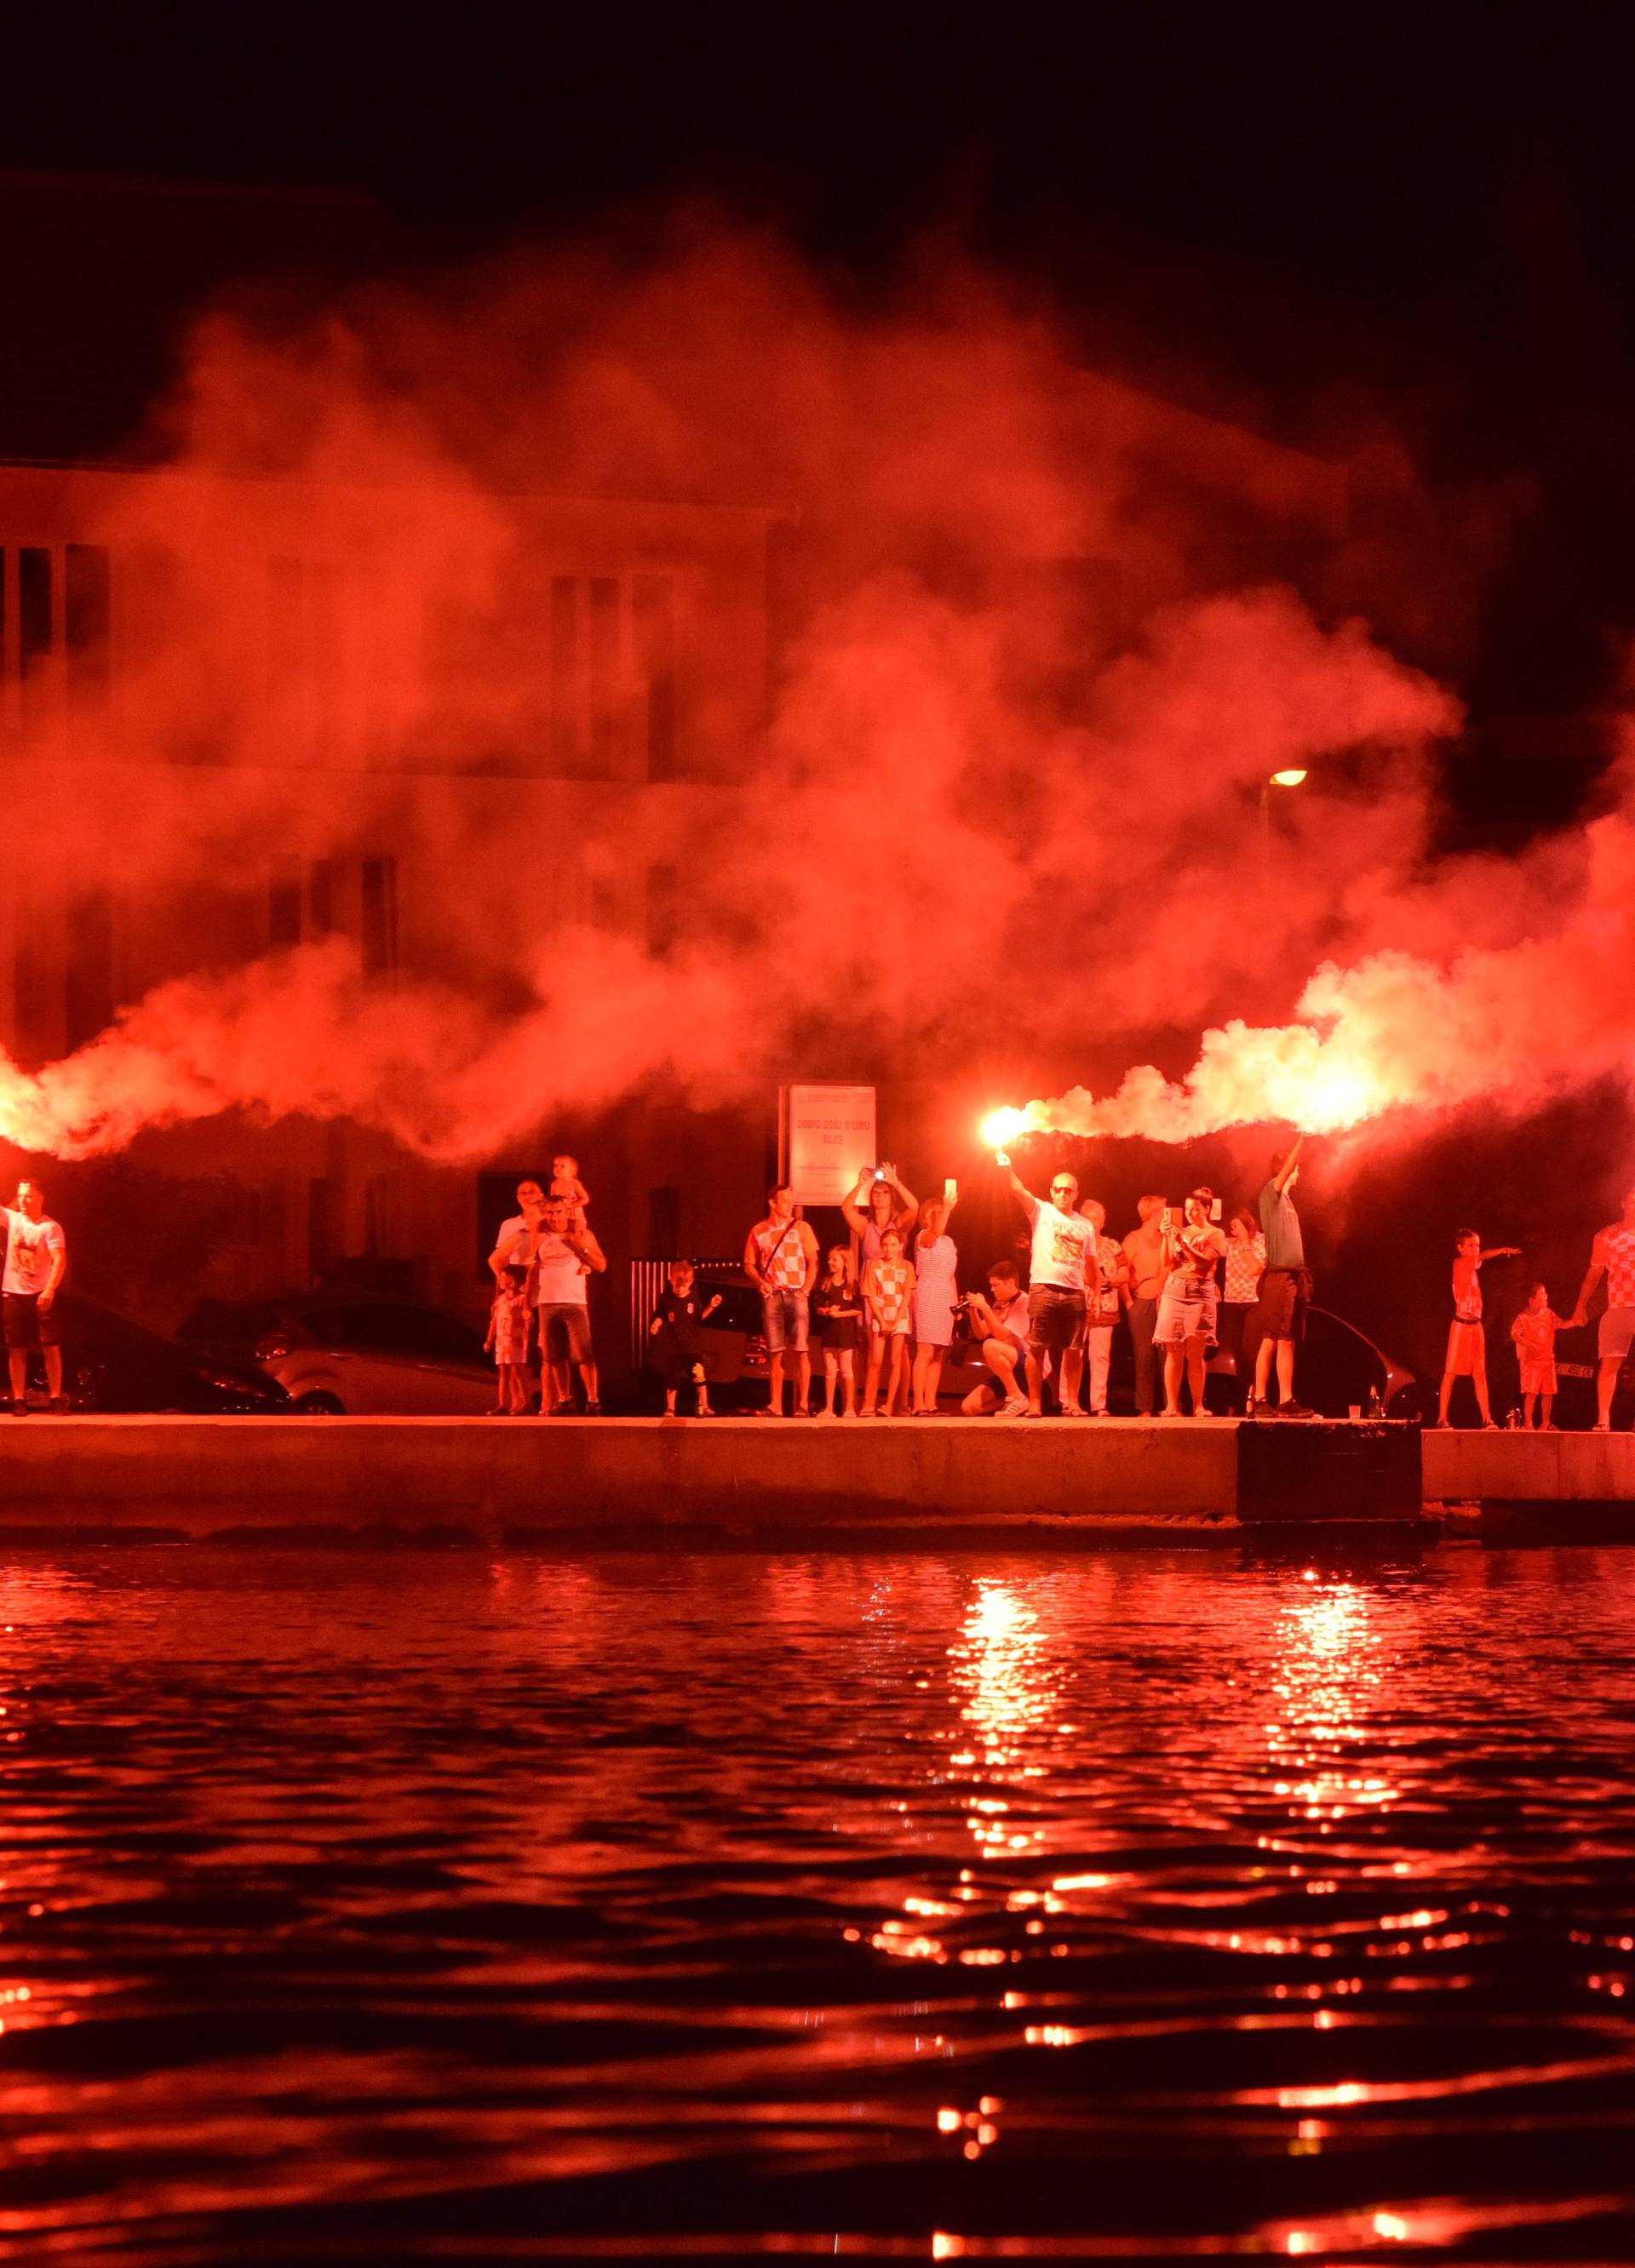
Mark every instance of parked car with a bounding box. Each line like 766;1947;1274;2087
177;1294;496;1415
938;1302;1423;1419
27;1293;292;1413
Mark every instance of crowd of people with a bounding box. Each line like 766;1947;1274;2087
731;1144;1317;1420
476;1148;1635;1431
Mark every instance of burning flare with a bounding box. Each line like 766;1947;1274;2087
980;1107;1030;1151
977;810;1635;1146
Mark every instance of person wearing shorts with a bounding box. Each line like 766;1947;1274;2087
1077;1199;1127;1415
1253;1137;1315;1418
862;1228;915;1417
1511;1283;1565;1431
1;1180;67;1413
745;1186;818;1417
1122;1194;1169;1415
995;1150;1093;1418
526;1198;606;1413
961;1263;1031;1416
1569;1187;1635;1429
648;1261;720;1417
1154;1189;1227;1418
1435;1228;1520;1429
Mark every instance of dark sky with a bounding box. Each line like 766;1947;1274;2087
8;3;1631;774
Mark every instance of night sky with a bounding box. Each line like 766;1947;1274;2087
9;3;1631;807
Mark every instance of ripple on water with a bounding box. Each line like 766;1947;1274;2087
0;1545;1631;2260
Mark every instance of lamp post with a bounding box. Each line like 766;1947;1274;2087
1260;766;1309;842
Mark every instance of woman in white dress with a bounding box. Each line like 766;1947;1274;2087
910;1195;961;1414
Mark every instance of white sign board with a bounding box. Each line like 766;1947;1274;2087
783;1083;877;1206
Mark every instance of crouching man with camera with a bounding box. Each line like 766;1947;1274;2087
960;1262;1032;1418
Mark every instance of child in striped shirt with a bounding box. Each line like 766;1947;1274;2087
863;1227;916;1418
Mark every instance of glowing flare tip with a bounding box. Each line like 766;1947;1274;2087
981;1106;1030;1150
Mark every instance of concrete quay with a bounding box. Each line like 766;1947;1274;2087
1426;1424;1635;1539
0;1411;1435;1548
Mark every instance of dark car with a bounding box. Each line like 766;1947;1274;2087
177;1294;495;1415
32;1293;292;1413
938;1302;1423;1420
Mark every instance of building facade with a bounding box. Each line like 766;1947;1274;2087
0;384;1346;1375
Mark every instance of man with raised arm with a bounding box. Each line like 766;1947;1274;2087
995;1150;1093;1418
2;1180;67;1414
1251;1133;1313;1418
1569;1184;1635;1431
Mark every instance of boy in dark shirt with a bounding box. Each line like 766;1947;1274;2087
648;1261;722;1416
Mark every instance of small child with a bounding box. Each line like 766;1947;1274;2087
1511;1282;1564;1431
484;1265;533;1415
812;1245;863;1417
550;1155;590;1230
648;1260;721;1417
862;1225;916;1418
1437;1228;1521;1429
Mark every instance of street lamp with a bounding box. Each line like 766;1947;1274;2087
1261;767;1309;839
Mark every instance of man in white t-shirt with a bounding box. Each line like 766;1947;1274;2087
507;1197;606;1414
997;1151;1093;1418
488;1177;547;1283
3;1181;67;1412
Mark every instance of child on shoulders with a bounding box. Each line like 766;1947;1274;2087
550;1154;590;1230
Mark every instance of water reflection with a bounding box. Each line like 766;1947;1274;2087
1263;1575;1399;1834
0;1548;1631;2260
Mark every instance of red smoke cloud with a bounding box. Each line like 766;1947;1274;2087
0;224;1615;1165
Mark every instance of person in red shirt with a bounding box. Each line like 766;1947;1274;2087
1510;1283;1565;1432
1435;1228;1520;1429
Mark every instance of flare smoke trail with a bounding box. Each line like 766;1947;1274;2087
989;799;1635;1146
0;222;1617;1165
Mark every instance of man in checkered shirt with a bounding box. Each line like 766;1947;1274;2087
1569;1186;1635;1430
744;1186;818;1416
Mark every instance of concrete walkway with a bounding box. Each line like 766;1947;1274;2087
0;1412;1437;1545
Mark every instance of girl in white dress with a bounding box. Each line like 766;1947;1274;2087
910;1195;961;1415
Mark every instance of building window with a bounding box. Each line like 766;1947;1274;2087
588;576;620;774
269;858;303;949
361;856;399;981
634;573;676;781
550;575;580;773
65;545;112;703
19;548;53;719
269;857;339;949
